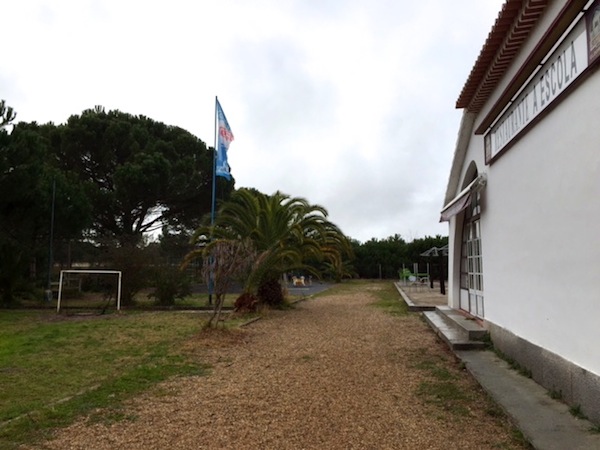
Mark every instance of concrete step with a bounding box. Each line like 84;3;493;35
436;306;488;341
423;307;488;351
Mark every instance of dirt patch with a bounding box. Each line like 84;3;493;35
28;286;527;449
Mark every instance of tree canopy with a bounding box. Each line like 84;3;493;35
0;106;231;305
0;123;90;304
55;107;229;245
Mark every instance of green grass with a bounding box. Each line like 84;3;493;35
369;281;409;316
410;352;472;416
0;310;216;448
309;279;364;297
21;290;241;311
417;380;472;416
51;290;305;311
134;292;238;309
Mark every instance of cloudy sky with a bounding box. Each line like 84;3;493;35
2;0;504;243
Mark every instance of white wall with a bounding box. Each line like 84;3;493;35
480;70;600;375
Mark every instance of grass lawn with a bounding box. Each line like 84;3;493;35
0;309;255;449
25;291;240;311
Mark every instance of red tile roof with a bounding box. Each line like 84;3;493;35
456;0;548;112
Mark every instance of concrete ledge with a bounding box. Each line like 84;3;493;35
457;350;600;450
489;322;600;426
394;282;436;311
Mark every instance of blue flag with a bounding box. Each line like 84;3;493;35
216;99;234;180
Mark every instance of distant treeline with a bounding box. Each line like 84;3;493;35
350;234;448;280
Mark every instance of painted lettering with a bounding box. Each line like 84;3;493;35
570;40;577;77
487;28;588;161
557;53;563;89
540;74;546;107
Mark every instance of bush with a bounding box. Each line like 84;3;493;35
107;244;153;306
147;266;191;306
234;292;258;312
257;278;285;307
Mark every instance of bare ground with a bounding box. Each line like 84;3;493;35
27;284;527;449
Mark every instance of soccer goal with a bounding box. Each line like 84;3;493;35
56;270;122;313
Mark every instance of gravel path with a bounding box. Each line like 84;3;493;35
33;284;526;449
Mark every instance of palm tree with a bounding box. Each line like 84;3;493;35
189;188;353;305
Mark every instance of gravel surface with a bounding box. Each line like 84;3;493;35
29;284;526;449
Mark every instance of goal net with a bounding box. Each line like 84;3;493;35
56;270;122;313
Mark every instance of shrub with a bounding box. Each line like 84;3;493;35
148;266;191;306
234;292;258;312
257;278;285;307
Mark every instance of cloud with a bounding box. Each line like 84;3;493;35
2;0;505;243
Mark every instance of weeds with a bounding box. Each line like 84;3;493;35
569;405;587;420
548;389;562;400
411;352;472;416
492;348;532;378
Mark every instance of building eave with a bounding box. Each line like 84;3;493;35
456;0;548;113
474;0;591;134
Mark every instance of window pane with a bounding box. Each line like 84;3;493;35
460;207;484;316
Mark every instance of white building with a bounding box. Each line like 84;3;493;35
442;0;600;423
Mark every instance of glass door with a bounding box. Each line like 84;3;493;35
460;191;484;318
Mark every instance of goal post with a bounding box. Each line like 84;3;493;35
56;270;122;313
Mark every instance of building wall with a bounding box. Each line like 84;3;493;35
449;64;600;424
482;68;600;376
489;321;600;424
447;0;600;424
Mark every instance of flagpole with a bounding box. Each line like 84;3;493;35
208;96;234;305
208;96;218;304
211;96;218;227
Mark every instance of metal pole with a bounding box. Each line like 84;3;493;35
208;97;218;305
439;253;446;295
46;178;56;302
56;270;64;313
